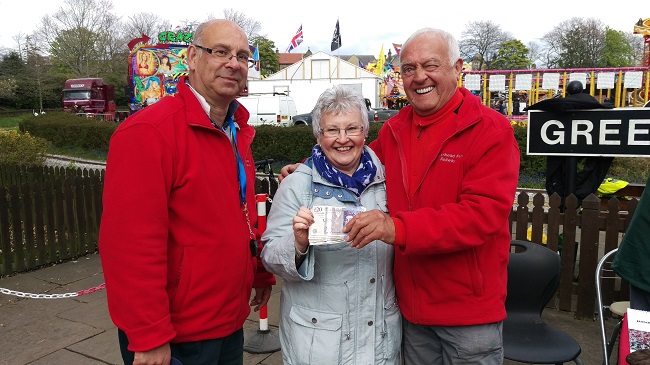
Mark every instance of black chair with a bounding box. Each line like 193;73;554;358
503;240;583;364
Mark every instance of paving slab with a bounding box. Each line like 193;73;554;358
0;253;619;365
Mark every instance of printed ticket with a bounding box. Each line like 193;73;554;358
309;205;366;245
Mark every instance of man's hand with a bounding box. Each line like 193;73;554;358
133;343;171;365
344;210;395;249
250;286;272;312
278;163;300;183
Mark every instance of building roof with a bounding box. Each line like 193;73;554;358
265;51;380;81
277;53;304;66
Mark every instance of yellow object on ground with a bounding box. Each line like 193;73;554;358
598;178;629;196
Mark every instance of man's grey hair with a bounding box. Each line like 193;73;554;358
311;85;370;139
401;28;460;67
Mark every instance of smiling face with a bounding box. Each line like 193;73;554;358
400;32;463;117
187;20;249;109
317;110;366;176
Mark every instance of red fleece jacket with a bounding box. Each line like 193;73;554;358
369;87;520;326
99;77;275;351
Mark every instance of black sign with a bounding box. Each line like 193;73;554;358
527;109;650;157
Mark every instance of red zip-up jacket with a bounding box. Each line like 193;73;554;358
369;88;520;326
99;76;275;352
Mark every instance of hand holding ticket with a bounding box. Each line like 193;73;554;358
309;205;366;245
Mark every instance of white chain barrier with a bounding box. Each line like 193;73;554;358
0;283;106;299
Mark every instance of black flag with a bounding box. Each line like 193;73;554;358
331;20;341;51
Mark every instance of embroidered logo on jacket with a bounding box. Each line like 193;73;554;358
439;153;463;163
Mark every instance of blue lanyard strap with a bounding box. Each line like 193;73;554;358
226;117;247;205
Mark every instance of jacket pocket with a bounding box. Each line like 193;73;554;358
286;305;343;365
381;297;402;361
169;247;190;314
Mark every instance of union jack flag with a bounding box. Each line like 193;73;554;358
286;25;303;53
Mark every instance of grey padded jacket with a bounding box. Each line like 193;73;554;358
261;146;401;365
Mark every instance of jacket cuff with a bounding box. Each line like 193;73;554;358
392;217;406;248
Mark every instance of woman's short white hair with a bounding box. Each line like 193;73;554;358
311;85;370;139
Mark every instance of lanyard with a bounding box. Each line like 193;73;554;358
226;117;257;254
226;117;247;205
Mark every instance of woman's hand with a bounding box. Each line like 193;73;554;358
293;206;314;250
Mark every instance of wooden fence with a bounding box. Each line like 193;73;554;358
0;164;644;319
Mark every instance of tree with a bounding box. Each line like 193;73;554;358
460;21;511;70
36;0;123;77
223;9;261;39
526;41;544;68
122;12;172;42
251;35;279;78
491;40;531;70
0;52;23;106
543;17;607;68
601;28;636;67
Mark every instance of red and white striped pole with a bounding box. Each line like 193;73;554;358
256;193;269;332
244;193;280;354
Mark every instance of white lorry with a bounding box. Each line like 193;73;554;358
236;94;298;127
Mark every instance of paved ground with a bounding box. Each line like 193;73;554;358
0;253;618;365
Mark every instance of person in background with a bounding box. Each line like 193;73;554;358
99;19;274;365
262;85;401;365
612;103;650;312
280;27;520;364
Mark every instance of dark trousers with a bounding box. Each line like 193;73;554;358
118;328;244;365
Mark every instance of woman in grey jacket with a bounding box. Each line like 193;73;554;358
261;85;401;365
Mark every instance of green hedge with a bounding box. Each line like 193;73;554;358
19;111;118;151
251;124;382;164
17;114;553;184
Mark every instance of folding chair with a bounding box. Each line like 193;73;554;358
503;239;583;364
596;248;630;365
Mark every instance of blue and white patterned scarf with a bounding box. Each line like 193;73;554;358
311;145;377;196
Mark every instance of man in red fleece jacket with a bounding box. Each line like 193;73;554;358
100;19;275;365
345;28;520;364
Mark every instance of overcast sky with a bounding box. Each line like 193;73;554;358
0;0;646;58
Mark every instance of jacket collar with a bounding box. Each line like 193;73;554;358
177;76;255;140
297;146;386;187
385;87;482;141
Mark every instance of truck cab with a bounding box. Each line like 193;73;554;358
62;78;116;117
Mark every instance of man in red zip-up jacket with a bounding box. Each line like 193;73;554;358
344;29;520;364
100;19;275;365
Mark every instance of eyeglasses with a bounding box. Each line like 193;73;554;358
319;125;364;138
194;45;255;67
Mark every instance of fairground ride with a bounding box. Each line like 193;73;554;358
633;17;650;104
460;18;650;121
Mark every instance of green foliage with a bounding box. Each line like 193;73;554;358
19;111;117;150
250;35;279;77
0;114;31;129
0;129;49;165
512;123;547;185
251;123;384;164
491;40;531;70
252;125;316;163
608;157;650;184
601;28;636;67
